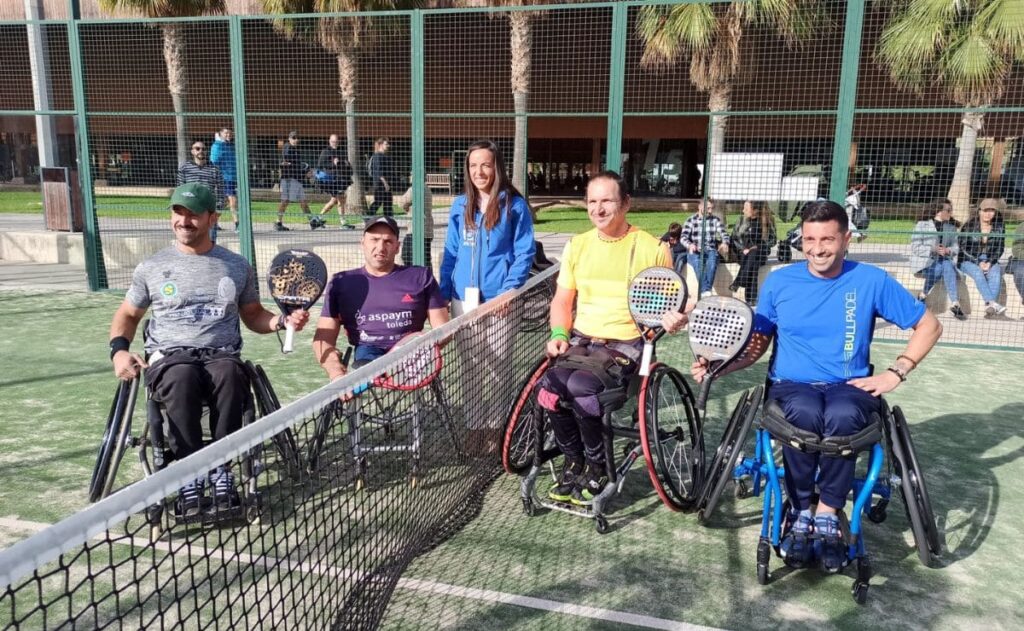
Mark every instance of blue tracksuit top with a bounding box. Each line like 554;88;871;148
210;139;237;181
440;192;535;302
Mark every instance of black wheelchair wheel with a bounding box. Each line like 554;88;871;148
697;385;762;523
519;274;556;333
88;378;139;503
502;357;550;474
247;362;302;480
638;363;703;511
891;405;941;565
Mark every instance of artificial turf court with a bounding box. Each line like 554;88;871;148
1;288;1022;629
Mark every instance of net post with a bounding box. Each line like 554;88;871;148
604;2;626;173
411;10;426;267
229;15;255;266
828;0;866;204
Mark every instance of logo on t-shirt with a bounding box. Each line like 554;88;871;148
161;282;177;297
401;293;415;303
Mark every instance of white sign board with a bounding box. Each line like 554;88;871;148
708;153;784;201
780;176;820;201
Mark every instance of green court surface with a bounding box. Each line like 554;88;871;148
1;289;1023;629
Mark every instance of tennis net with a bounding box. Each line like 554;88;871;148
0;264;558;631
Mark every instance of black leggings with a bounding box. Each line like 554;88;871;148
736;250;767;305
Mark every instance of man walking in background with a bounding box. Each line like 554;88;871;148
367;137;395;218
177;139;224;241
210;127;238;231
276;131;320;231
315;134;355;229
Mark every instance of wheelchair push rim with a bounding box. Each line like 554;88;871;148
697;385;761;523
638;363;704;511
247;362;302;480
502;357;550;475
891;405;941;565
89;377;139;503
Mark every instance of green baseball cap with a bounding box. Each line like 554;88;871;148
169;182;217;213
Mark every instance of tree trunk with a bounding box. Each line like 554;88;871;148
338;49;366;213
162;23;189;168
948;111;983;223
707;83;731;158
509;11;531;201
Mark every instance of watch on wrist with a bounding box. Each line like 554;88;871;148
886;365;907;382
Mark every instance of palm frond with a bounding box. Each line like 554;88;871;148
98;0;225;18
636;3;716;71
941;28;1007;105
977;0;1024;62
876;10;947;90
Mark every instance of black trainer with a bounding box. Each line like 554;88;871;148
548;459;583;502
274;222;290;232
570;462;608;506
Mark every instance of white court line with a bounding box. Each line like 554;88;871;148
1;515;720;631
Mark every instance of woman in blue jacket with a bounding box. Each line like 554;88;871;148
441;140;535;454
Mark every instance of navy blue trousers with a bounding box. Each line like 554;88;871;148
770;381;880;511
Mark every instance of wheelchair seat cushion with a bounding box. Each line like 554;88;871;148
760;399;882;457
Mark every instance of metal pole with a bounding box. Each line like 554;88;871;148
411;10;426;266
26;0;57;169
229;16;255;266
68;0;107;290
828;0;866;203
604;2;627;173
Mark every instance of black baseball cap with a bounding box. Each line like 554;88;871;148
363;216;400;237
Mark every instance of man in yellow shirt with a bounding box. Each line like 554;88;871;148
540;170;688;505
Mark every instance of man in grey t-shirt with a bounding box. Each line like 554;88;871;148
108;182;310;517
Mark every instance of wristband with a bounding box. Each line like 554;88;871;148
886;366;907;382
550;326;569;342
896;354;918;370
109;336;130;361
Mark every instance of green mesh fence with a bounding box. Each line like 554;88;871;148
1;1;1023;343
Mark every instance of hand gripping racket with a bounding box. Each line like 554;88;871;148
688;296;753;412
628;266;688;376
267;249;328;353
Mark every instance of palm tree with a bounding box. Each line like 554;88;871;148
876;0;1024;218
99;0;225;167
261;0;422;212
636;1;817;157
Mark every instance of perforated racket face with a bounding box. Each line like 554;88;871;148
628;267;687;328
267;249;328;311
380;332;442;391
688;297;753;362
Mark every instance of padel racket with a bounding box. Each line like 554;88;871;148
267;249;327;353
628;266;687;376
688;296;754;411
349;332;444;396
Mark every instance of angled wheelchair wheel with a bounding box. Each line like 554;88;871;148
89;378;140;503
890;405;941;565
502;357;550;474
697;385;762;522
247;362;302;480
638;363;703;511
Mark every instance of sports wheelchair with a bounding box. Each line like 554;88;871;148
701;385;940;603
305;342;461;489
88;359;301;534
501;353;703;534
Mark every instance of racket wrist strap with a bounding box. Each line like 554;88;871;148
109;336;130;361
549;326;569;342
275;314;287;331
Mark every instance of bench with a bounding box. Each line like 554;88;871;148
426;173;452;195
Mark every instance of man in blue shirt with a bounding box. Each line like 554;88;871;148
692;200;941;573
210;127;238;230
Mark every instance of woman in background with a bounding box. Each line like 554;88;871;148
958;198;1007;316
910;198;965;320
729;200;776;306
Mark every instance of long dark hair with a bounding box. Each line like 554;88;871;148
919;198;951;222
463;139;522;231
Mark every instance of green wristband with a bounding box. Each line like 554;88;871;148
550;326;569;342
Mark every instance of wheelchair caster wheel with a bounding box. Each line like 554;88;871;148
150;525;163;542
522;498;535;517
852;581;868;605
594;515;610;534
410;475;419;489
245;504;261;524
355;477;365;491
867;502;888;524
756;539;771;585
734;480;749;499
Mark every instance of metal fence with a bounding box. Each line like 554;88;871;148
2;0;1024;349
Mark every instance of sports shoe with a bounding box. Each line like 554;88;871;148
814;514;847;574
985;302;996;315
174;479;205;518
950;304;966;320
700;291;714;299
779;509;815;569
570;462;608;506
310;216;326;230
548;459;583;503
916;292;927;303
234;221;239;231
210;466;240;510
992;302;1007;316
728;282;740;292
274;222;290;232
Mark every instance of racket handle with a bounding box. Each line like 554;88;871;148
283;322;296;353
696;375;713;411
639;342;654;376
